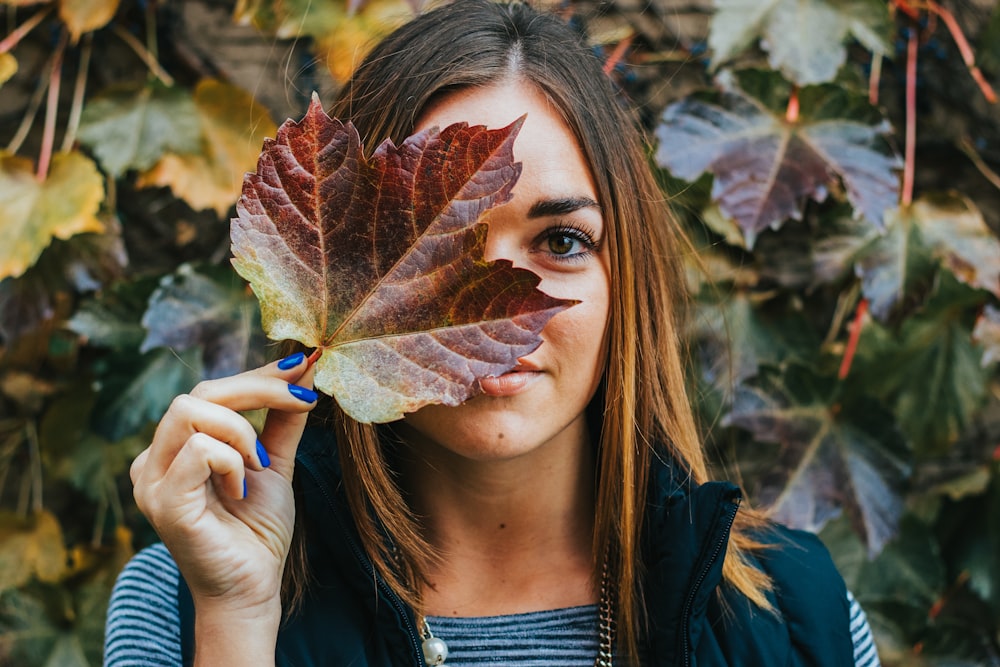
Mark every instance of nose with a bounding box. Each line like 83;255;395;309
481;215;519;266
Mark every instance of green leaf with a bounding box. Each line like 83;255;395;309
140;264;263;379
78;83;201;178
654;72;900;245
231;97;573;423
709;0;892;85
724;364;910;555
690;291;817;389
92;348;202;441
67;276;158;351
854;278;989;456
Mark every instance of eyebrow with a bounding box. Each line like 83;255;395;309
527;196;601;218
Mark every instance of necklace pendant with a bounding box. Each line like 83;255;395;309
422;635;449;665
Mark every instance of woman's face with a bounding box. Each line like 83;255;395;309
400;80;611;462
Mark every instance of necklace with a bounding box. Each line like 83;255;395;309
419;555;616;666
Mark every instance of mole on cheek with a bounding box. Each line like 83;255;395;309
497;433;504;440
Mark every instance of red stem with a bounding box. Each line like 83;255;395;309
902;28;918;207
891;0;920;20
306;348;323;366
785;86;800;123
36;31;67;182
0;7;51;54
602;33;634;76
838;298;869;380
926;0;997;103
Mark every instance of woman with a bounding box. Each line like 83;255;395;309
105;2;879;665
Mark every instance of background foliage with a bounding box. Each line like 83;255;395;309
0;0;998;664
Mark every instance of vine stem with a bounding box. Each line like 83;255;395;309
61;32;92;152
838;298;868;380
36;29;67;182
26;421;42;514
602;33;634;76
891;0;920;20
112;23;174;86
902;27;918;207
959;137;1000;192
926;0;997;103
0;6;50;54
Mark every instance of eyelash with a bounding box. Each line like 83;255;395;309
538;222;599;263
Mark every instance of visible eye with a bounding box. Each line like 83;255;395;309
539;224;598;262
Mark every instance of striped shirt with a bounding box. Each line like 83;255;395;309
104;544;881;666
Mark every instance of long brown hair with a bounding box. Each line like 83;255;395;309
294;1;772;662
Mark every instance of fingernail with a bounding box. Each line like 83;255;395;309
242;478;248;499
256;439;271;468
278;352;305;370
288;383;318;403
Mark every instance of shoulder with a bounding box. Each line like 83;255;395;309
104;543;182;667
743;524;855;663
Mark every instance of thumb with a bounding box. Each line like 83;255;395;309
259;355;317;478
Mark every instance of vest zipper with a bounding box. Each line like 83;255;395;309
299;458;426;666
680;496;740;667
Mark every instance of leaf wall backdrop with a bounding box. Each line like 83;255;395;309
1;0;999;663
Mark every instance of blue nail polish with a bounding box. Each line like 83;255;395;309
277;352;305;370
242;478;248;499
256;439;271;468
288;383;318;403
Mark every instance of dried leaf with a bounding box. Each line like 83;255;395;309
709;0;892;85
59;0;121;42
140;264;263;379
0;53;17;88
655;72;900;245
724;364;909;556
78;83;201;178
913;194;1000;298
232;96;573;423
973;305;1000;367
137;79;277;216
0;511;67;591
0;151;105;280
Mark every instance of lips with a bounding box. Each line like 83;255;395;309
479;362;541;397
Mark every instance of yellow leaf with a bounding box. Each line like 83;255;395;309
0;52;17;88
138;80;276;216
314;0;411;82
59;0;121;41
0;510;68;590
0;151;105;280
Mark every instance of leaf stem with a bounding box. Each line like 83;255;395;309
26;421;42;514
925;0;997;103
112;23;174;87
958;137;1000;192
838;298;868;380
60;32;91;153
0;6;51;55
145;0;159;68
36;29;67;182
891;0;920;20
902;27;918;207
868;52;882;105
785;86;800;123
602;32;634;77
307;348;323;366
5;49;50;153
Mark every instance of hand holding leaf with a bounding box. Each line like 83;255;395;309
231;96;573;423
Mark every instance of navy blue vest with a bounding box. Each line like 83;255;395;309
179;428;853;666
